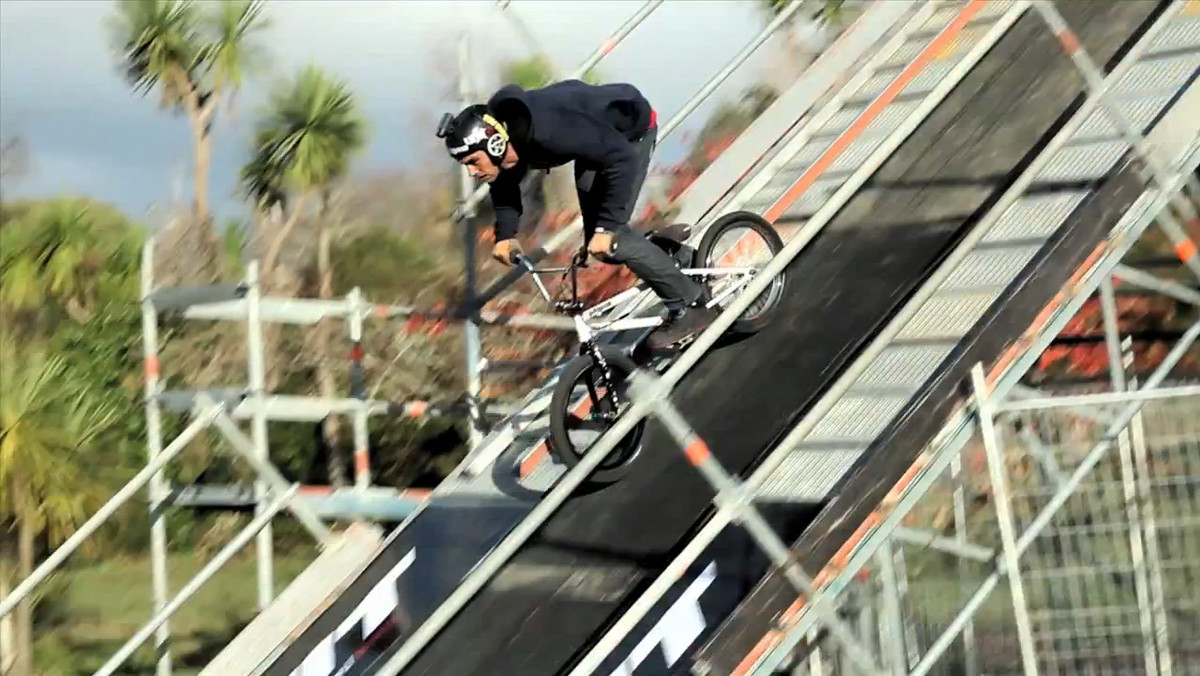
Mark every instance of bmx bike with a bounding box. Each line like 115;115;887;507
515;210;787;489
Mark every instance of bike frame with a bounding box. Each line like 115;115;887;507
516;254;758;346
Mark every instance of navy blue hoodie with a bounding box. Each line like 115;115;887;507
484;80;654;241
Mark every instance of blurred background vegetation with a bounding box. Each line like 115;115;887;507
2;0;1195;673
0;1;856;671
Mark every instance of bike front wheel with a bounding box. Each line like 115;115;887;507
692;210;787;335
547;347;646;488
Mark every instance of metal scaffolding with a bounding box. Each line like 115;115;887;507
697;2;1200;672
368;0;1200;674
3;2;885;674
15;0;1197;673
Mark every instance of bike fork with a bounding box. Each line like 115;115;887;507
585;341;624;415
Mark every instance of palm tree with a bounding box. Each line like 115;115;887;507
243;65;366;277
110;0;269;273
241;65;366;485
0;334;114;676
0;198;142;328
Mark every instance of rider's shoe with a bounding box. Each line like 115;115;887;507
646;305;718;351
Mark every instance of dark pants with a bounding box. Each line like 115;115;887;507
575;126;704;312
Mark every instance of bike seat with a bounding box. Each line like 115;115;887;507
645;223;692;246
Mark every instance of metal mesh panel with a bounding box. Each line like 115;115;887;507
1112;52;1200;95
797;391;1200;676
940;245;1043;291
981;192;1090;243
1146;15;1200;54
817;100;920;141
1033;140;1131;183
896;291;1000;341
856;345;954;389
1006;394;1200;674
758;448;866;501
807;394;911;441
1072;94;1172;141
853;61;959;104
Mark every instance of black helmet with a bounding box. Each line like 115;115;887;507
436;104;509;162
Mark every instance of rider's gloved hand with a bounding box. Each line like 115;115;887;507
586;230;613;259
492;238;523;266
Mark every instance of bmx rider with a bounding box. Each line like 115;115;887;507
436;79;717;351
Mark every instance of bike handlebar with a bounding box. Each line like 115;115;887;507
474;246;549;308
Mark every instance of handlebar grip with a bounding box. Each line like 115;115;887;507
476;246;550;307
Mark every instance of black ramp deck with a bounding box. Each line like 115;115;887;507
387;2;1167;674
695;3;1182;672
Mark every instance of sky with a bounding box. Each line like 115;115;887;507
0;0;818;225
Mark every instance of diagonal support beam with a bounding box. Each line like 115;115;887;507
0;404;223;619
970;364;1040;676
202;397;334;547
910;315;1200;675
567;371;884;676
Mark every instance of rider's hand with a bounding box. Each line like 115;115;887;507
587;231;613;258
491;238;522;266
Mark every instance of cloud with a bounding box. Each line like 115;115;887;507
1;0;788;222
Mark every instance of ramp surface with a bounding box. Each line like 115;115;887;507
380;2;1174;675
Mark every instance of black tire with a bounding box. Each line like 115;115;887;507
692;210;786;335
547;347;646;488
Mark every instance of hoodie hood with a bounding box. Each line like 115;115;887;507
487;84;534;150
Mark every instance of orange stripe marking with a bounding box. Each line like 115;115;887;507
354;448;370;476
519;391;601;478
732;229;1116;671
684;440;712;466
1174;238;1197;262
761;0;986;225
728;3;991;671
1057;29;1081;54
144;355;160;379
520;443;550;478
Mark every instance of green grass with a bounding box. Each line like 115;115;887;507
33;550;314;675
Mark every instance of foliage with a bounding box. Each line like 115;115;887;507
500;54;603;90
0;197;142;326
242;64;366;210
109;0;270;282
0;335;116;546
109;0;269;113
760;0;848;24
0;197;147;532
241;63;367;281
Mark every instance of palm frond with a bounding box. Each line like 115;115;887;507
109;0;204;106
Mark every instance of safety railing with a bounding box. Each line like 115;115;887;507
0;389;334;675
0;4;908;676
370;0;1030;672
686;1;1200;672
368;1;1200;673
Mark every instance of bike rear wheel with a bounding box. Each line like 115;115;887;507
547;348;646;488
692;211;786;334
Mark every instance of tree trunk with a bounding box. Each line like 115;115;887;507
12;511;34;676
171;78;221;283
192;116;211;231
261;193;310;280
315;195;345;487
0;524;15;676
